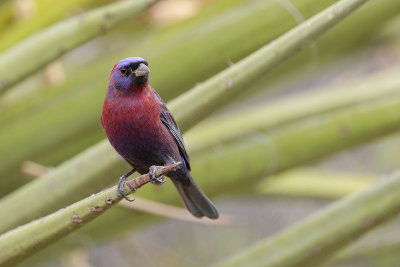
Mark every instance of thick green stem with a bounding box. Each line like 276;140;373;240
214;170;400;267
170;0;369;131
185;67;400;152
256;168;377;199
0;0;103;51
189;97;400;196
0;162;181;267
0;0;156;92
0;141;126;234
332;225;400;265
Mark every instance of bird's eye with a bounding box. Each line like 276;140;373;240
120;67;128;76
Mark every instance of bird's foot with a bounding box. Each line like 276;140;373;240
116;169;136;202
149;165;166;184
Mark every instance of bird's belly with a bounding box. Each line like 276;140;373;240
107;116;178;170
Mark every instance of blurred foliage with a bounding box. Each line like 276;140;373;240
0;0;108;51
1;0;400;266
0;0;157;91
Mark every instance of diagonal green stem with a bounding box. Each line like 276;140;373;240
170;0;370;131
0;0;157;92
185;68;400;152
214;170;400;267
0;162;181;267
256;168;377;199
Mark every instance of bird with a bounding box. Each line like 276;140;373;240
101;57;219;219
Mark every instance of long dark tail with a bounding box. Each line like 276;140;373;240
172;175;219;219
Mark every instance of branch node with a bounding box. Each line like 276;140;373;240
105;197;114;205
71;214;84;224
90;206;104;213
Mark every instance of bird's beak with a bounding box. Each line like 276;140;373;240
134;63;150;77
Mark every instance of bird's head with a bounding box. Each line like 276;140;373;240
108;57;150;95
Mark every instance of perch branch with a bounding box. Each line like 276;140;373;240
0;162;181;267
21;160;231;225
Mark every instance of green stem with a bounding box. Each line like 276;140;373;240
0;0;103;51
185;67;400;152
214;170;400;267
0;0;157;92
256;168;377;199
170;0;369;131
0;162;181;267
333;225;400;265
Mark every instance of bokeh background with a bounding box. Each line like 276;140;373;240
1;0;400;266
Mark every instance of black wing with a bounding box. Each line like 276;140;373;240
160;109;191;170
151;86;190;170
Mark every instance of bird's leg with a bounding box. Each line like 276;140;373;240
117;168;137;202
149;165;166;184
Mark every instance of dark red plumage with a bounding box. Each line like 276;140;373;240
101;57;218;219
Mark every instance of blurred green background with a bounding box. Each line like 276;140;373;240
1;0;400;266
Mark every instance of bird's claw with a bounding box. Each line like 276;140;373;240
117;175;135;202
149;165;166;184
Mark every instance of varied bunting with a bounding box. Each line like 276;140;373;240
101;57;219;219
